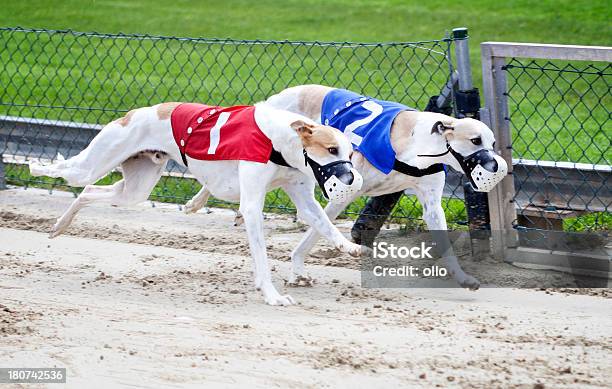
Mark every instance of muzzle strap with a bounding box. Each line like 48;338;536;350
180;151;189;167
392;159;446;177
389;143;450;177
268;149;292;168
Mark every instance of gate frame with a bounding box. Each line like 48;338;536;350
481;42;612;277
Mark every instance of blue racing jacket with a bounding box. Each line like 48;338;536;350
321;88;415;174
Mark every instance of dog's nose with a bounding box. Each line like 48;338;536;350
337;171;354;185
481;158;498;172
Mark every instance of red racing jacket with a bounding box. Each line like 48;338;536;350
171;103;273;166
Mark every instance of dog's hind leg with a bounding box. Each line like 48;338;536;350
50;153;167;238
30;109;157;187
184;186;210;214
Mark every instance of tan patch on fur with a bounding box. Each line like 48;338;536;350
156;102;182;120
350;151;371;171
390;111;420;154
302;125;340;159
116;109;137;127
298;85;333;119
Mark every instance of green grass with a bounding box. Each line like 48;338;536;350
1;1;609;56
504;59;611;165
1;0;609;93
564;212;612;232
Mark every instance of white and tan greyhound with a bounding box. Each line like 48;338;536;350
29;101;366;305
188;85;508;289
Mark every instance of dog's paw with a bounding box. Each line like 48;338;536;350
264;293;296;306
233;211;244;227
359;245;373;257
261;283;296;305
334;241;360;257
285;273;315;287
346;242;371;258
457;274;480;290
49;220;65;239
183;200;200;214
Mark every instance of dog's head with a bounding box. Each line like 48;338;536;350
291;120;363;203
429;117;508;192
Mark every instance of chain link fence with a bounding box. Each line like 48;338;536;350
479;43;610;276
0;27;469;225
504;58;611;231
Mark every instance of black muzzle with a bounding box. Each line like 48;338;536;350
303;150;363;202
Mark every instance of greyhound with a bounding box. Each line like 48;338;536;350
29;101;365;305
188;85;508;289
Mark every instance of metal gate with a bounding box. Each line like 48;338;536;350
481;42;611;278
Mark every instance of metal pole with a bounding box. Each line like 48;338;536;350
453;27;491;256
453;28;473;90
452;27;481;120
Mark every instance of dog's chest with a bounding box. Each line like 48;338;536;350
171;103;273;164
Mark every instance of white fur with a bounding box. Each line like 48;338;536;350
29;102;365;306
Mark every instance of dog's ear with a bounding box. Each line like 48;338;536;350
431;121;455;138
290;120;314;138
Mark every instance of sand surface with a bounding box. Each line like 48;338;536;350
0;189;610;388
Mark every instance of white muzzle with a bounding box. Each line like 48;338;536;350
323;167;363;203
470;154;508;192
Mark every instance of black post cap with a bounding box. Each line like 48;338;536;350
452;28;468;40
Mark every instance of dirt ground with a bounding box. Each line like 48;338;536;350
0;188;610;388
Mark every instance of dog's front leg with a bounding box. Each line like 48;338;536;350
415;177;480;290
284;197;349;285
283;181;367;284
239;164;295;306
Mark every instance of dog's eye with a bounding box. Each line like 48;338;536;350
328;147;338;155
492;141;496;149
471;138;482;146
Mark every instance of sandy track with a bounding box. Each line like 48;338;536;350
0;189;611;388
